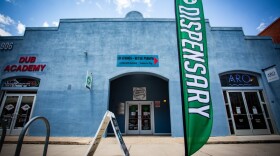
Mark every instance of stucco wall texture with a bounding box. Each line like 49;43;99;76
0;11;279;137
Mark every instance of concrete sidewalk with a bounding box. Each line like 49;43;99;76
1;135;280;156
3;135;280;145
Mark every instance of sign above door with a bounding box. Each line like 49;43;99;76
1;77;40;88
220;73;259;87
117;55;159;67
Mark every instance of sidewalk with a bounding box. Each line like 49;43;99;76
1;135;280;156
3;135;280;145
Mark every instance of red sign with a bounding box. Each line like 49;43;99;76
3;56;46;72
155;101;160;108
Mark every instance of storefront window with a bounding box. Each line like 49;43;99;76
220;72;274;135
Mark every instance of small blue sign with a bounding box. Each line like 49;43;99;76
117;55;159;67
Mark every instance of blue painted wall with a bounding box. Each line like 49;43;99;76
0;11;279;137
206;22;280;135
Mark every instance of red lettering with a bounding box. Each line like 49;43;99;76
40;64;46;71
4;65;11;72
19;56;36;63
33;65;40;71
16;65;22;72
30;57;36;63
28;65;34;71
19;57;26;63
11;65;17;72
22;65;28;71
4;63;46;72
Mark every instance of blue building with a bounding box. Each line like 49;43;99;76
0;11;279;137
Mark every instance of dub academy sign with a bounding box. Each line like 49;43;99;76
175;0;213;155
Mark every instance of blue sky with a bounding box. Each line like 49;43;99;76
0;0;279;36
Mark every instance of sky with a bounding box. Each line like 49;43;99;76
0;0;279;36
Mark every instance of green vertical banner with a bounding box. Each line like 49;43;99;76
175;0;213;155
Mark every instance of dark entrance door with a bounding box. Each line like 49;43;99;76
108;73;171;135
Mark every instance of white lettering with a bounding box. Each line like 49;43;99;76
189;105;210;118
181;6;200;16
184;61;206;74
182;39;204;52
188;89;209;103
180;14;200;21
182;48;204;62
179;6;200;21
186;21;201;31
181;28;202;41
186;74;208;88
183;0;197;5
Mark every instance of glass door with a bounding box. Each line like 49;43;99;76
244;92;270;135
0;95;19;131
0;94;36;135
140;104;152;134
127;104;139;134
228;92;251;135
227;91;270;135
126;101;153;135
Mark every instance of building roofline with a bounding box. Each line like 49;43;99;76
0;16;272;43
245;36;272;40
0;36;24;40
59;18;176;23
211;27;243;31
25;27;58;31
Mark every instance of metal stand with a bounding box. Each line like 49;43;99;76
15;116;50;156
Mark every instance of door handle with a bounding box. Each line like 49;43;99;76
250;114;253;120
12;113;17;118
